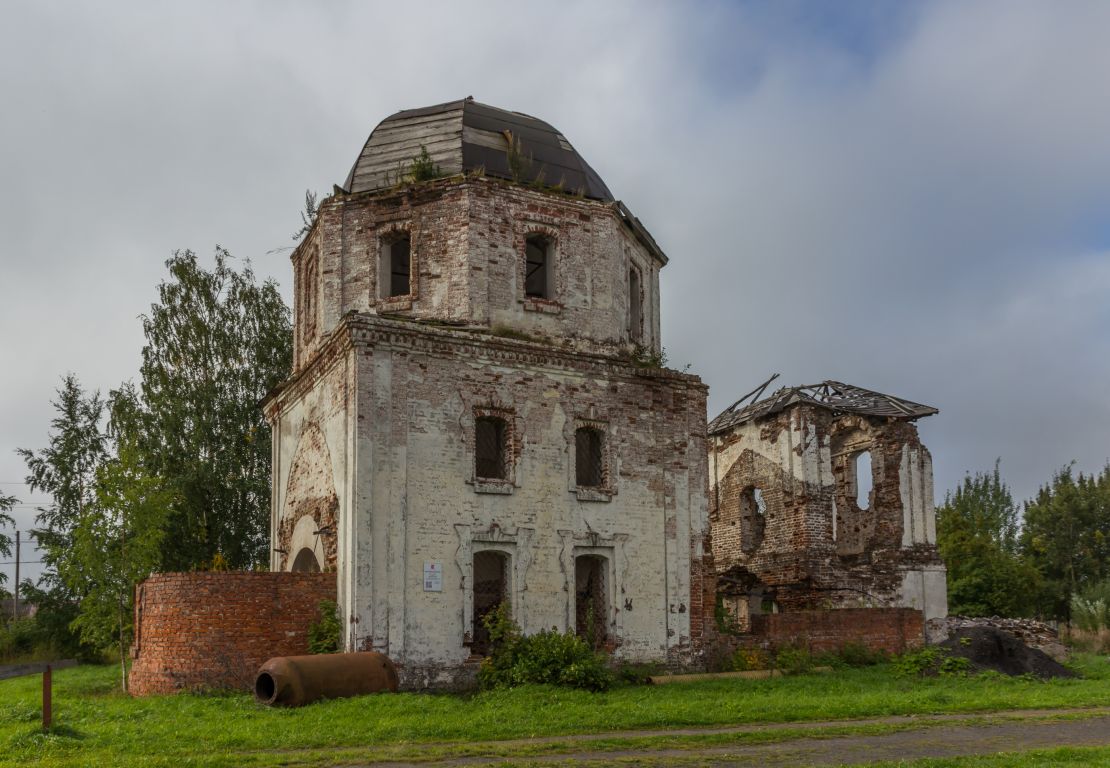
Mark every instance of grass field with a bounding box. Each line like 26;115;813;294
0;655;1108;767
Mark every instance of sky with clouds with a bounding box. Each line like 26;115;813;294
3;0;1109;584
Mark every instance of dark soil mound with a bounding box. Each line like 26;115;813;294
941;626;1075;679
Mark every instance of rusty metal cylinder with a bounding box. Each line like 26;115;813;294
254;652;398;706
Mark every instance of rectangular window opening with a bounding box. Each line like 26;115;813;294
525;235;552;299
628;267;642;342
380;235;411;299
475;417;508;480
575;427;604;488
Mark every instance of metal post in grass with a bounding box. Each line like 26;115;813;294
42;664;52;731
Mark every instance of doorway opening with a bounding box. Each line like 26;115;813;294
472;550;510;655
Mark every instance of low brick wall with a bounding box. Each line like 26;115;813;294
748;608;924;654
129;572;336;696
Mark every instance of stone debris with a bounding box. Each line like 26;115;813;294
940;616;1068;661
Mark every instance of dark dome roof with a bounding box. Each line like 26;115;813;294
343;98;613;200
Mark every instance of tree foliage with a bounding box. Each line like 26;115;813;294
70;440;173;687
14;250;292;675
18;375;108;590
1020;464;1110;620
123;248;291;570
936;461;1040;617
0;493;14;591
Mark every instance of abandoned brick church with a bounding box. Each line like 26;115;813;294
130;98;946;693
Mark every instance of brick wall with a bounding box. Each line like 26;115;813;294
748;608;924;654
128;572;336;696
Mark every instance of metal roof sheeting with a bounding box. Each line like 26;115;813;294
343;98;614;201
709;380;938;435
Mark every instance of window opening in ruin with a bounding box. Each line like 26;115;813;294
855;450;873;510
291;547;321;573
525;234;553;299
380;234;411;298
575;427;604;488
475;416;508;480
302;250;318;339
628;266;642;342
574;555;609;648
740;486;767;555
472;550;509;655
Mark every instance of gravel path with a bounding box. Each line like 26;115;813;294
350;708;1110;767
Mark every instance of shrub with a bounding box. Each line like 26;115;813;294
1071;580;1110;633
893;647;943;676
477;603;612;692
774;645;813;675
730;647;770;671
307;600;341;654
939;655;972;676
893;646;970;677
616;662;663;685
835;642;888;668
0;618;40;661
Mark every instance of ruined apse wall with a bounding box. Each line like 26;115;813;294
709;403;946;620
129;572;335;695
267;316;710;688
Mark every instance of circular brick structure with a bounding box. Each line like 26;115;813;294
129;571;336;696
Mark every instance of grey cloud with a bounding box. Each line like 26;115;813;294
3;1;1110;585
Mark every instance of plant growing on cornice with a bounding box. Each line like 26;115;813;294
504;132;533;183
408;145;442;183
629;344;668;369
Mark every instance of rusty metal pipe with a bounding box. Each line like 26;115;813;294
255;652;398;706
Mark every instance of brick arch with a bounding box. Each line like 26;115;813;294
278;423;339;571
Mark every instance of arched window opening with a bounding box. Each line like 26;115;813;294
575;427;604;488
525;234;553;299
574;555;609;648
291;547;321;573
380;234;411;298
740;486;767;555
475;416;508;480
855;450;873;510
472;550;510;655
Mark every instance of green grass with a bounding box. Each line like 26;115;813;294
1;655;1108;767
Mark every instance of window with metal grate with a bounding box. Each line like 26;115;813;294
476;416;508;480
575;427;604;488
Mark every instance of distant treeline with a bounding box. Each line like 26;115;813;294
937;460;1110;625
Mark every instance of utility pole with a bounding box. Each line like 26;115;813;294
13;530;19;621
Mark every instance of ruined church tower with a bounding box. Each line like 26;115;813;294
264;98;711;687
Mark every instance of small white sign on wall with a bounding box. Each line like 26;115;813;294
423;561;443;592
